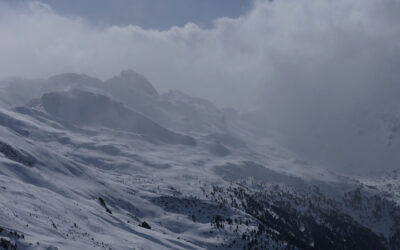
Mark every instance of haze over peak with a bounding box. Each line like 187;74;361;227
1;1;400;249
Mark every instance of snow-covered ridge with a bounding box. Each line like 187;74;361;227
0;70;230;134
0;71;399;249
39;89;196;146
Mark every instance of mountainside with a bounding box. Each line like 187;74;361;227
40;89;196;146
0;71;399;250
0;71;229;134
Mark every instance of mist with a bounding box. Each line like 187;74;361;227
1;0;400;172
257;0;400;172
3;1;400;248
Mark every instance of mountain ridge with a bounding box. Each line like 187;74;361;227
0;71;399;249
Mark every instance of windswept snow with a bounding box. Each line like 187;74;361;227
0;71;399;249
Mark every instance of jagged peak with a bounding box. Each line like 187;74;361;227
106;69;159;98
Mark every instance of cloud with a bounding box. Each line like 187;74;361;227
0;0;397;108
0;1;264;109
254;0;400;172
1;0;400;171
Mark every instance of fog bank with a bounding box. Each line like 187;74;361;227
1;0;400;172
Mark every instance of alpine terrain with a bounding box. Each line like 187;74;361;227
0;70;399;250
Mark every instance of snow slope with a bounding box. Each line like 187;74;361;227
0;72;399;249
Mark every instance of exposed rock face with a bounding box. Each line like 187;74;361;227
1;71;399;249
139;221;151;230
0;141;35;166
41;89;196;145
104;70;159;112
0;70;234;134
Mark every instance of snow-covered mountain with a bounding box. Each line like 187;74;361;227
0;71;399;249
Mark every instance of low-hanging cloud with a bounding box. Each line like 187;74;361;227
0;0;266;109
0;0;398;108
1;0;400;172
255;0;400;172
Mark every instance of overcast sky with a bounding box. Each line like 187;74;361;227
1;0;251;29
0;0;398;109
1;0;400;172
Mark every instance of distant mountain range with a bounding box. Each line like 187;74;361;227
0;70;399;249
